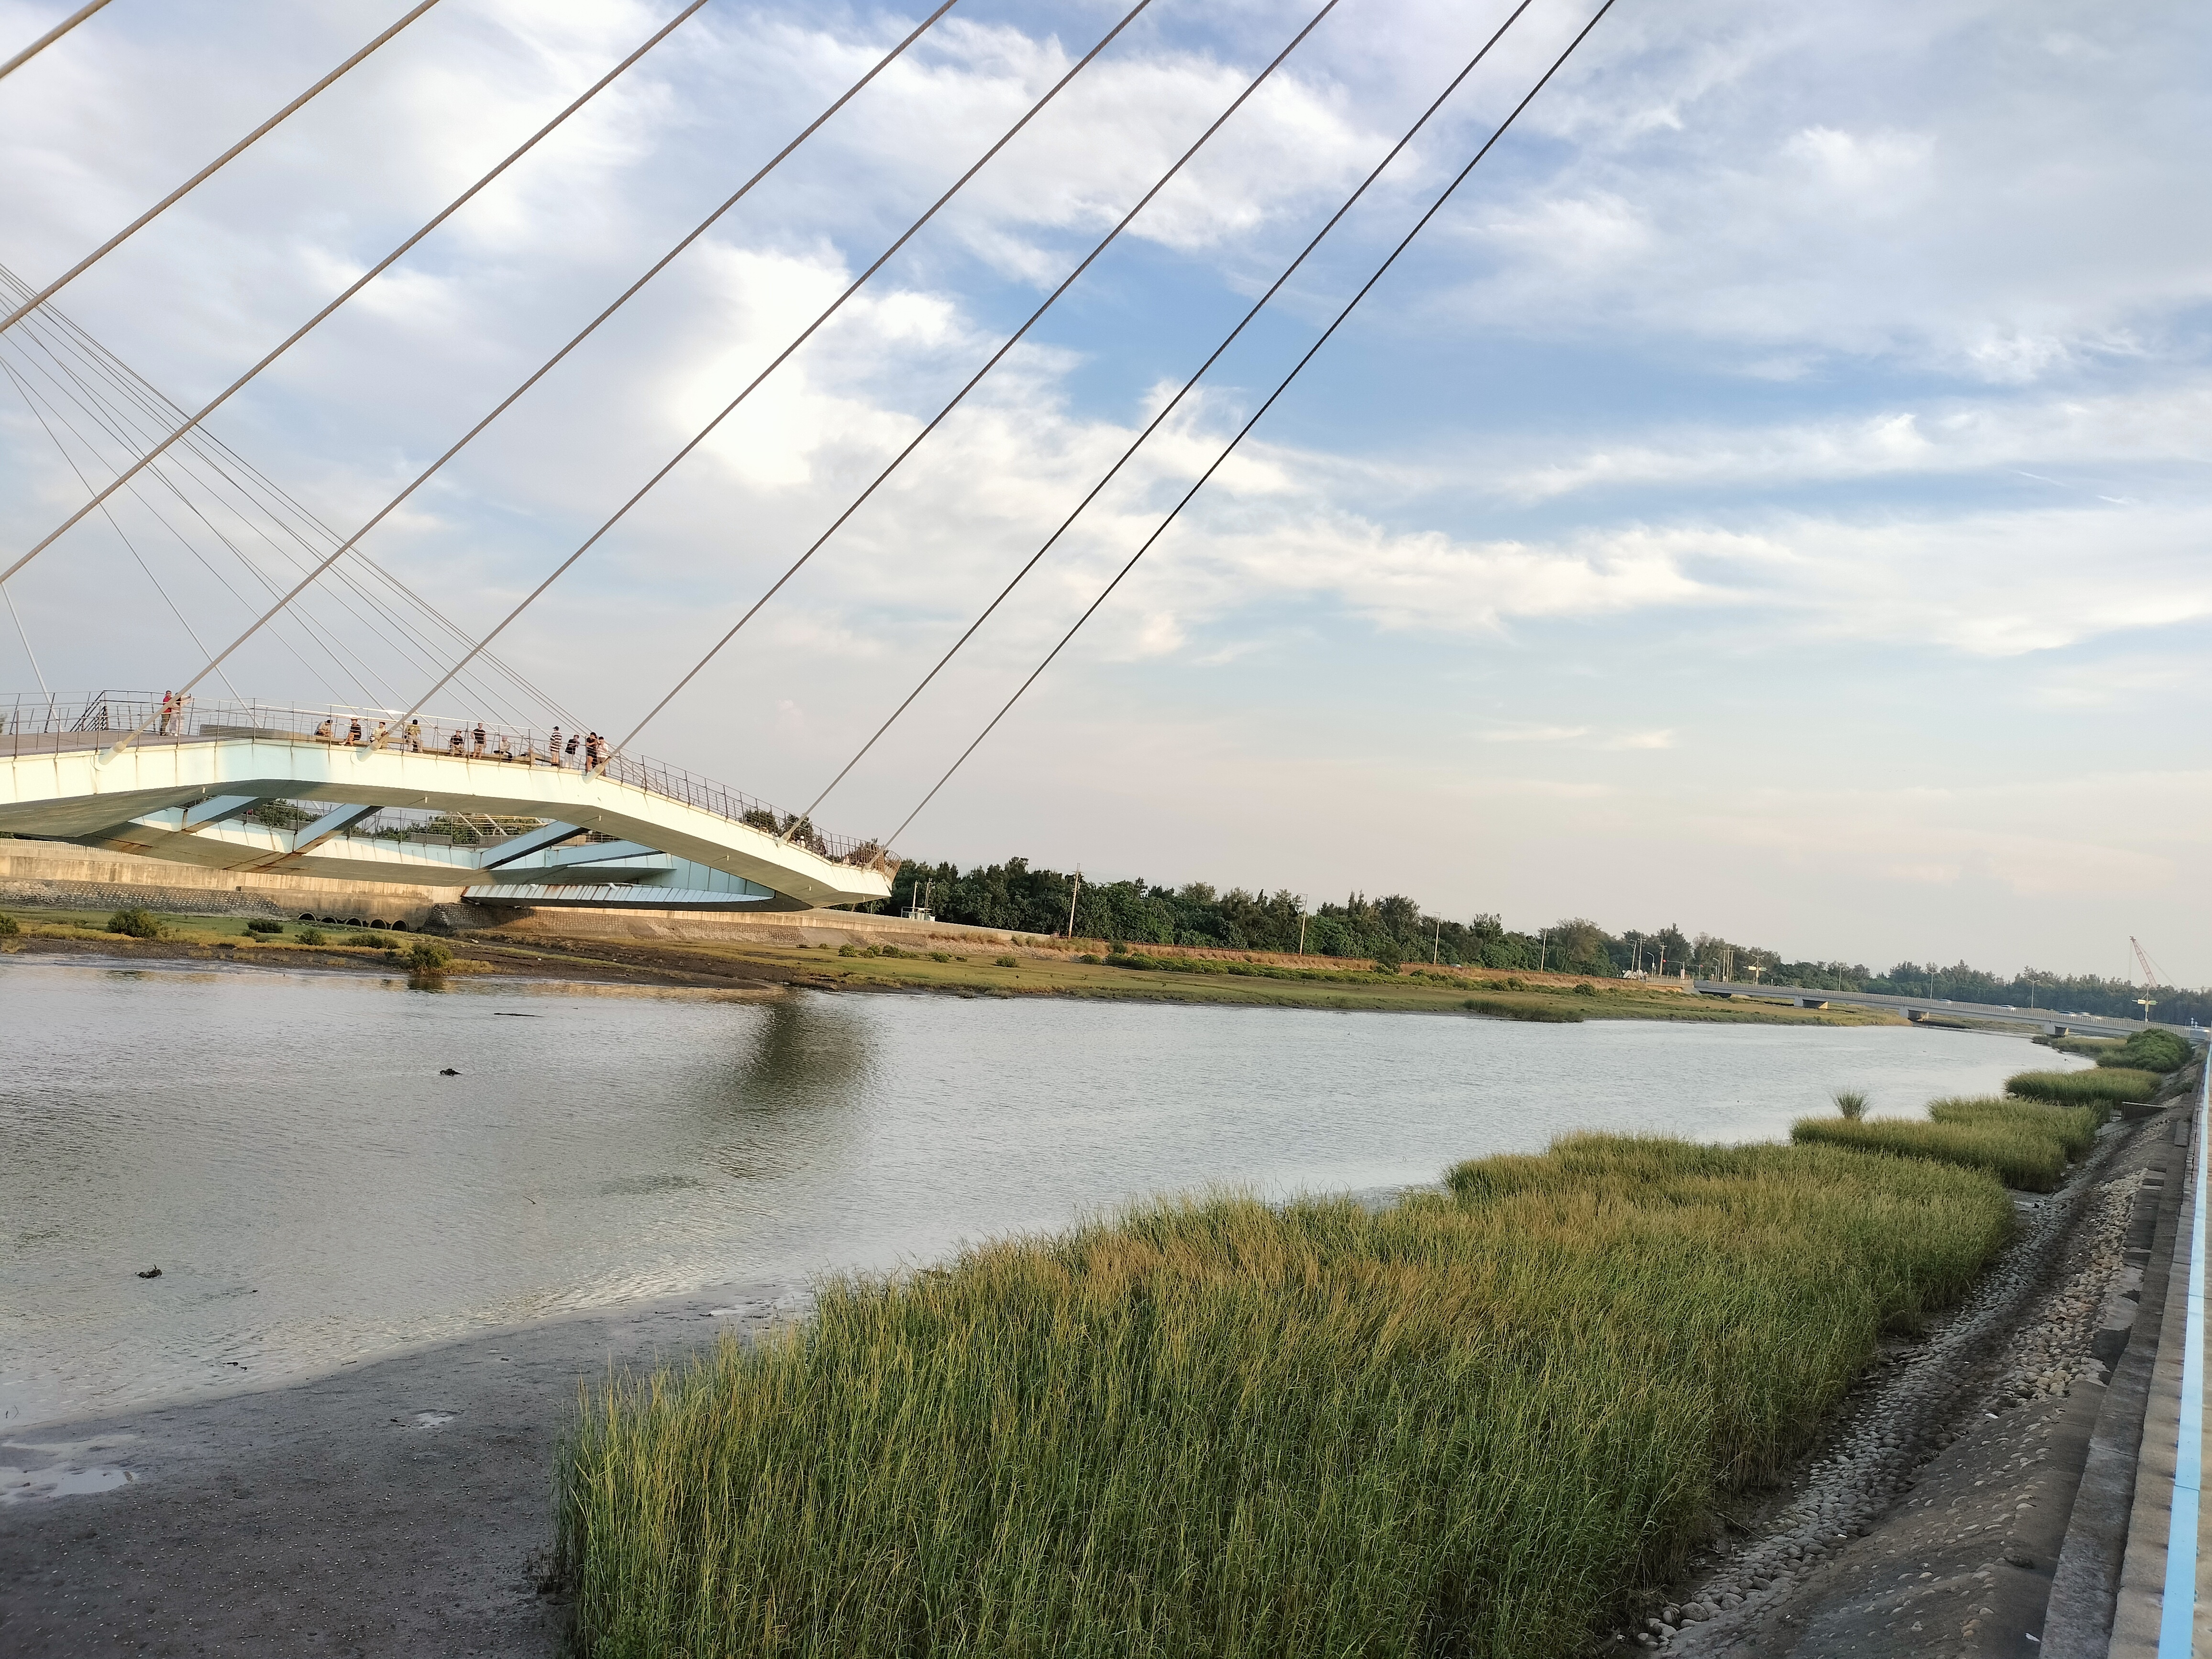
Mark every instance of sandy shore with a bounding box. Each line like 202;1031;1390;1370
0;1285;791;1657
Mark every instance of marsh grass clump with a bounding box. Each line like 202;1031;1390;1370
0;910;18;936
1930;1095;2102;1159
106;906;164;939
2006;1068;2164;1108
1462;995;1582;1023
294;927;328;946
559;1135;2011;1659
1792;1095;2101;1193
244;918;283;936
1832;1088;1869;1120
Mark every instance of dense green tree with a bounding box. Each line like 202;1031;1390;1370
871;856;2210;1025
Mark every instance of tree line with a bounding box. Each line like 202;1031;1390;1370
872;857;2209;1026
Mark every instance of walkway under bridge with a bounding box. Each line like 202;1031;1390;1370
0;694;894;912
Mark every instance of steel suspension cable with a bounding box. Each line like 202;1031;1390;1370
1;331;365;704
1;277;537;718
375;0;1158;750
0;0;111;84
136;0;959;742
876;0;1618;852
1;358;247;698
612;0;1349;762
1;0;443;335
783;0;1540;837
0;259;566;722
3;0;711;589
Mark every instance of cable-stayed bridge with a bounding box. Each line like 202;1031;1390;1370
0;694;891;910
0;0;1614;918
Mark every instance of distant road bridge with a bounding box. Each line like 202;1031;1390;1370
1690;978;2197;1042
0;694;892;912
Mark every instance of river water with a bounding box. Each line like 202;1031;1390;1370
1;957;2074;1429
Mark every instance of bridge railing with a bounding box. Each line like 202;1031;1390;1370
0;692;892;868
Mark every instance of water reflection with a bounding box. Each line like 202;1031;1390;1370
0;958;2064;1427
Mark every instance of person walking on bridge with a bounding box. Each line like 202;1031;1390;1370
471;721;486;758
405;718;422;752
548;726;563;769
348;717;364;745
156;691;175;735
565;732;580;767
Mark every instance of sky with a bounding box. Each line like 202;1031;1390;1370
0;0;2205;983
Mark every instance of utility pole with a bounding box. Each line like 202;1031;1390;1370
1296;905;1307;957
1538;930;1548;973
1432;918;1441;965
1066;867;1081;940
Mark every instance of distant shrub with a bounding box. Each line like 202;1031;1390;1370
295;927;328;946
1075;953;1099;964
344;931;384;947
244;918;283;936
2101;1029;2191;1074
838;944;860;957
934;951;958;963
2007;1068;2163;1107
408;940;453;973
994;955;1018;968
106;906;162;939
1832;1089;1869;1121
0;911;19;937
1572;982;1598;997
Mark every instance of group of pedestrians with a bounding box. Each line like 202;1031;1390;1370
299;708;607;772
310;715;422;751
453;720;606;771
155;690;192;735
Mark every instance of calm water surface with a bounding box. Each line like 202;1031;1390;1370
2;958;2074;1427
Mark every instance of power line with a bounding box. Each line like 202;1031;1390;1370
1;0;444;335
140;0;960;739
377;0;1160;749
877;0;1619;854
0;0;112;84
612;0;1350;762
788;0;1540;835
1;0;712;588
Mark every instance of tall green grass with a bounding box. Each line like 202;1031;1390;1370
559;1137;2012;1658
2006;1067;2163;1107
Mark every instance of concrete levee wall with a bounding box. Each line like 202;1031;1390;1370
0;838;450;925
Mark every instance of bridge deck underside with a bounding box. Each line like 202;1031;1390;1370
0;738;891;910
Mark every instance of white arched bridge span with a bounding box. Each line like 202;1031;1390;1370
0;693;894;913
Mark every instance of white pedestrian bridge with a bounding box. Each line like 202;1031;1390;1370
0;693;894;912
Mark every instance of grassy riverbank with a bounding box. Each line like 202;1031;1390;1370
558;1133;2016;1658
0;903;1901;1022
483;928;1903;1022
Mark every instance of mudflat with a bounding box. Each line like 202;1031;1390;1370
0;1287;785;1658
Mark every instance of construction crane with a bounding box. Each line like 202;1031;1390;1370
2131;936;2167;1023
